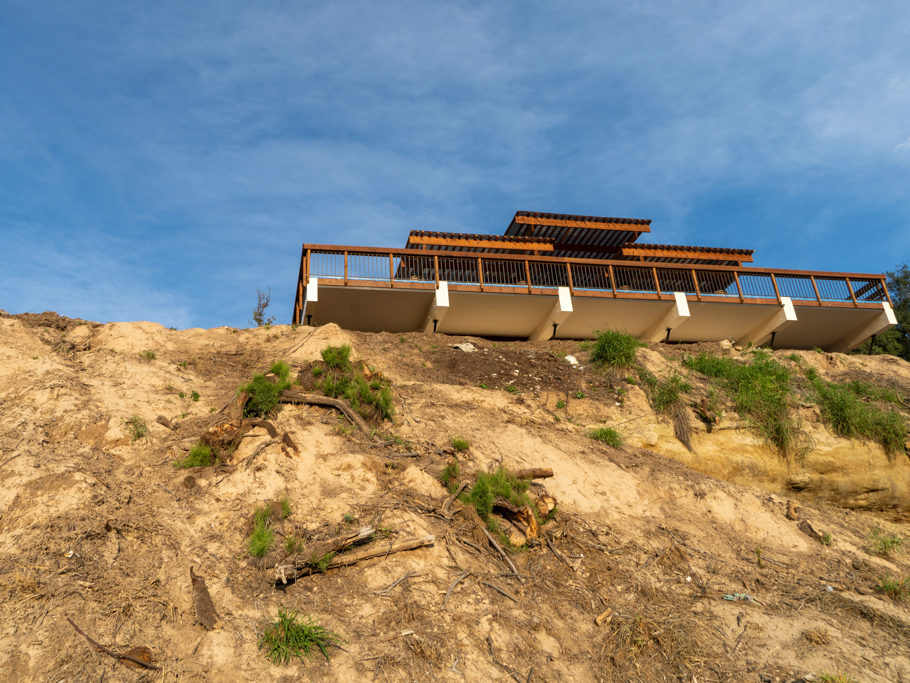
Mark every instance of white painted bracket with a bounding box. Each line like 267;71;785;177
737;296;797;347
528;287;573;341
302;277;319;324
643;292;691;342
422;281;450;333
829;302;898;352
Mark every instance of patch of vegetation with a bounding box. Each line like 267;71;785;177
241;361;292;418
439;461;460;493
636;368;691;415
574;390;586;399
874;575;909;601
460;467;534;538
478;382;489;389
505;385;520;394
124;415;148;442
451;436;470;452
809;375;907;458
821;532;832;546
258;607;341;665
868;528;903;557
190;390;200;402
174;442;214;468
308;552;336;573
818;673;857;683
249;505;275;557
311;345;394;421
139;349;156;361
342;513;356;524
555;399;567;410
178;391;186;399
590;426;622;448
280;497;292;519
588;330;643;369
684;350;805;459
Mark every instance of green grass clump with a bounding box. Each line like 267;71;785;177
175;442;214;468
589;427;622;447
249;505;275;557
684;350;803;458
461;467;533;527
124;415;148;442
312;346;393;421
818;674;857;683
809;376;907;457
321;344;351;371
868;528;903;557
241;362;293;418
875;575;909;601
440;461;460;493
280;497;292;519
637;369;691;415
589;330;642;369
451;437;470;452
258;607;342;664
556;399;567;410
190;390;200;402
139;349;156;361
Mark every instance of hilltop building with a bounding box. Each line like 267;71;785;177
292;211;896;351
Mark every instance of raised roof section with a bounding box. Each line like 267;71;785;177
617;243;755;266
505;210;651;259
406;230;554;254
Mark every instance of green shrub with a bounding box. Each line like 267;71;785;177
259;607;342;664
590;427;622;447
321;344;351;370
440;461;460;493
874;575;909;601
684;350;803;458
124;415;148;442
637;368;691;415
462;467;533;525
139;349;156;361
574;390;586;399
249;505;275;557
175;442;214;468
810;377;907;457
868;529;903;557
505;385;520;394
270;360;291;381
241;363;292;418
280;497;292;519
451;437;470;452
589;330;642;369
190;390;200;402
555;399;567;410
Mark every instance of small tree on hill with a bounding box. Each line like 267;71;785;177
251;288;276;328
863;262;909;361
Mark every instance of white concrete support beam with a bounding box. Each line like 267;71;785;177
737;297;797;347
528;287;573;341
642;292;691;342
422;281;450;333
303;277;319;325
829;302;898;353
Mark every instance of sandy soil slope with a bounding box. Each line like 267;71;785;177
0;313;908;682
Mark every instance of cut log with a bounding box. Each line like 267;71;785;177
492;499;540;539
303;526;375;564
201;420;245;452
190;567;220;630
249;419;279;438
513;467;553;480
279;391;372;438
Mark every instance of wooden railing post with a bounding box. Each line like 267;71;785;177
810;275;822;305
434;255;439;287
477;257;484;291
652;267;661;297
389;253;394;287
733;272;744;302
845;277;858;306
691;269;702;300
882;279;894;307
344;251;348;286
524;260;532;293
566;262;574;295
770;273;781;304
609;265;617;297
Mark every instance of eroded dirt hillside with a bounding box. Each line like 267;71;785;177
0;312;908;682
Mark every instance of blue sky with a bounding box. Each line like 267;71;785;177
2;1;909;328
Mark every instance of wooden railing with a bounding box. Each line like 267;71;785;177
293;244;891;323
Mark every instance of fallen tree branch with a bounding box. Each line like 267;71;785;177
442;482;468;517
67;617;160;671
279;391;372;438
444;571;471;606
481;581;518;603
479;525;523;584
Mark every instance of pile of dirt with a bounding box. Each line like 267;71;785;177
0;314;908;681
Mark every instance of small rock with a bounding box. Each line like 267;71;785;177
156;415;173;430
797;519;824;542
453;342;477;353
786;500;800;521
719;339;733;350
733;345;743;351
564;355;579;366
183;476;196;489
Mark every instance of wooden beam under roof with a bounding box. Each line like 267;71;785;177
407;232;554;252
512;214;651;232
618;244;754;264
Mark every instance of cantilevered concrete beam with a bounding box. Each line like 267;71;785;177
642;292;690;342
737;297;796;347
829;302;898;353
303;277;319;325
422;281;450;333
528;287;573;341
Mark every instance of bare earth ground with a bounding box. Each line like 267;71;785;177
0;312;908;682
